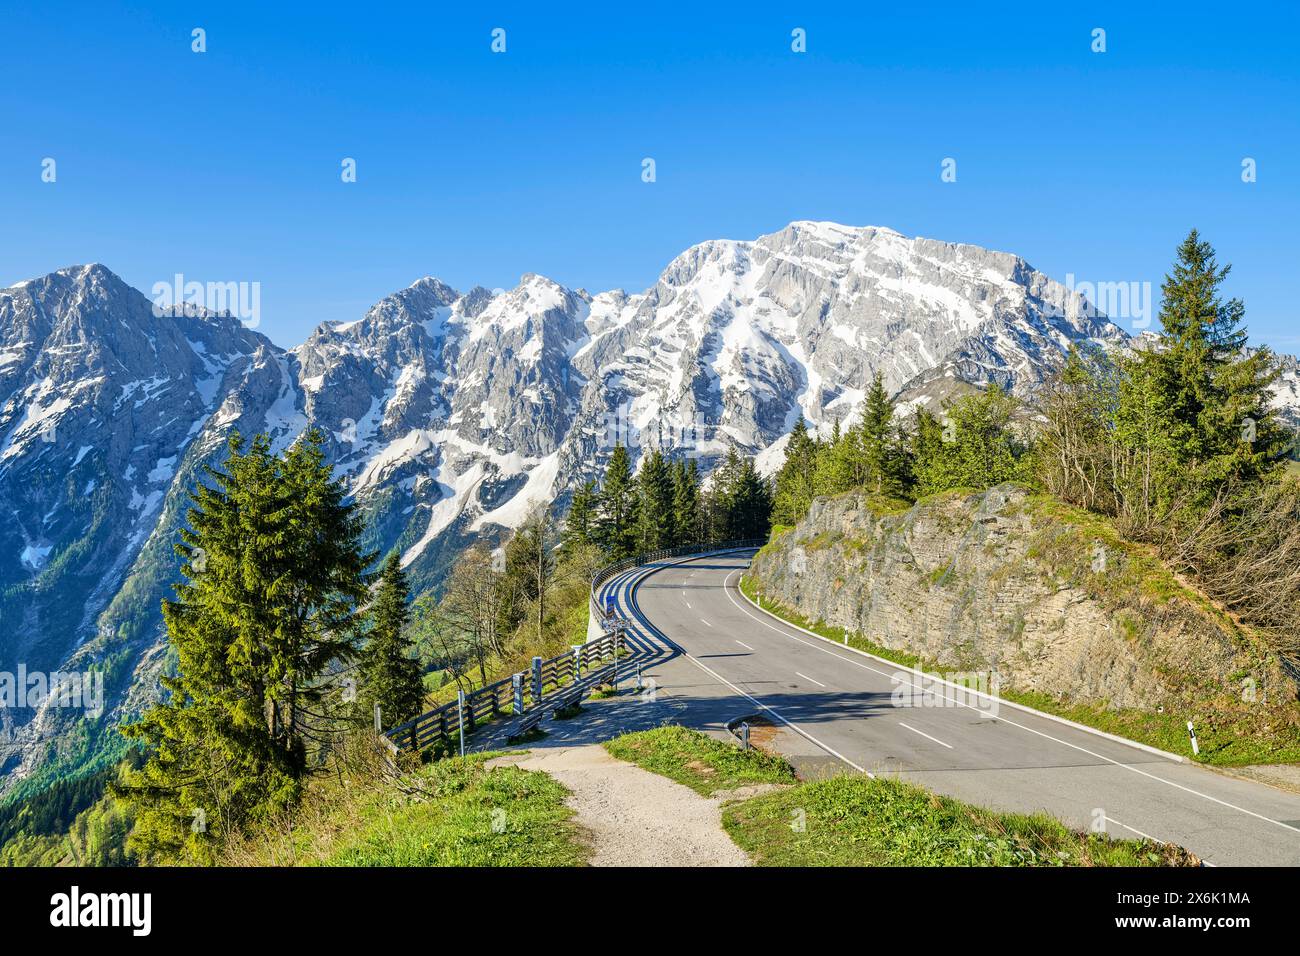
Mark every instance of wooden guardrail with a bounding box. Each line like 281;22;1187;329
381;629;625;755
381;538;763;758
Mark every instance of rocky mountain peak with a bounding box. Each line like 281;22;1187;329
3;227;1297;796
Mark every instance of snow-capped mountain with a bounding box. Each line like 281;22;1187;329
0;221;1291;793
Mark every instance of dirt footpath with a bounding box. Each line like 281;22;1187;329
489;745;754;867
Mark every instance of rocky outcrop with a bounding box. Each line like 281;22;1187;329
749;485;1297;718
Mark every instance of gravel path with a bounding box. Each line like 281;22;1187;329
490;745;753;867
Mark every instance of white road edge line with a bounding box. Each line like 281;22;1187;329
1104;814;1163;844
699;618;712;627
677;652;871;777
735;640;754;650
898;721;954;749
615;557;871;777
723;567;1300;837
795;671;826;688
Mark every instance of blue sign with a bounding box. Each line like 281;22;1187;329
604;594;616;617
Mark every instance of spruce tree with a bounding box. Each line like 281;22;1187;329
597;443;638;558
857;373;901;495
728;458;774;539
909;409;947;497
636;449;675;550
562;478;598;552
116;430;370;863
773;417;818;525
359;552;424;731
1142;230;1284;494
671;458;701;546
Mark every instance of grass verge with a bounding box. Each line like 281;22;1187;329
608;727;1197;866
222;747;587;867
604;725;796;795
723;773;1199;867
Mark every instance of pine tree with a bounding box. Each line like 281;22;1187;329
116;430;370;863
671;458;701;546
562;478;598;552
1142;230;1284;493
708;448;744;537
773;417;818;525
636;449;675;550
359;552;424;731
856;372;905;495
728;458;774;539
909;409;947;497
596;443;638;558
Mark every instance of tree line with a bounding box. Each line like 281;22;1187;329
769;229;1298;661
771;373;1032;526
562;444;773;558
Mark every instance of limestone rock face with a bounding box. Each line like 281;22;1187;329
749;485;1291;713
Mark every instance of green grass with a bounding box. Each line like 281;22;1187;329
607;727;1194;866
604;726;797;795
223;752;587;867
723;774;1199;867
740;573;1300;766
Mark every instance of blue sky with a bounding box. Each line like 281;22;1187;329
2;2;1296;350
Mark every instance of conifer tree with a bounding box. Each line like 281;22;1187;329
359;551;424;731
562;478;598;552
597;443;638;558
671;458;701;546
636;449;675;550
728;457;774;539
856;372;907;495
1140;230;1284;494
116;430;370;863
773;417;818;525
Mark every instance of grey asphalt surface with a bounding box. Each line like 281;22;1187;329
602;550;1300;866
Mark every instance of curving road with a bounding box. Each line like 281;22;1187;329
600;549;1300;866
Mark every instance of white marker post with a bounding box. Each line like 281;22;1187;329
458;690;466;757
1187;721;1199;756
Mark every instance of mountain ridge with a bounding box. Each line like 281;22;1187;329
1;221;1292;796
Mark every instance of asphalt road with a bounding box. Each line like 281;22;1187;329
603;550;1300;866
